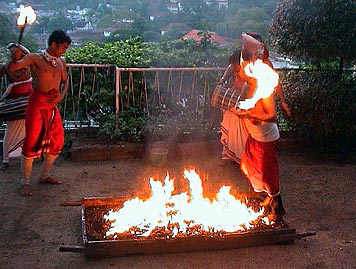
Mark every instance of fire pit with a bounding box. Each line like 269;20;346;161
60;170;315;258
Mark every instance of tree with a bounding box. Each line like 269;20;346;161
270;0;356;152
220;7;271;40
269;0;356;66
0;14;17;47
0;13;38;57
31;14;73;34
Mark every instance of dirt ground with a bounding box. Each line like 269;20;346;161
0;140;355;269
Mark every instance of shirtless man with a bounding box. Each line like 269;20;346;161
245;32;291;117
231;46;286;224
7;30;72;196
0;43;32;170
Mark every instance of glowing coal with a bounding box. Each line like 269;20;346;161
104;169;269;239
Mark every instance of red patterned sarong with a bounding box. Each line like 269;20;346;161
7;81;33;99
240;135;279;196
22;90;64;158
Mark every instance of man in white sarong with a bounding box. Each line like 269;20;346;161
218;50;248;164
217;33;290;165
0;43;32;170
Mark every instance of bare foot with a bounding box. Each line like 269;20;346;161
39;176;62;184
21;184;33;196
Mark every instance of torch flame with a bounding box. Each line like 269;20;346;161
104;169;269;239
238;59;279;110
17;5;36;27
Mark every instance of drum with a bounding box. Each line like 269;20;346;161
0;96;29;121
211;84;240;110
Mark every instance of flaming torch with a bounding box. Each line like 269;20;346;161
17;5;36;45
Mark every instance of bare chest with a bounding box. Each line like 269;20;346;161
31;57;63;91
40;56;62;76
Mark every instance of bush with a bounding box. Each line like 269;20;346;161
94;109;147;143
282;68;356;153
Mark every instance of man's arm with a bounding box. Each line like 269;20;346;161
60;59;68;97
53;58;68;104
266;59;291;117
232;94;277;122
275;82;291;117
7;53;35;72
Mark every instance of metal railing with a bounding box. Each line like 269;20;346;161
0;64;326;131
2;64;354;133
62;65;226;130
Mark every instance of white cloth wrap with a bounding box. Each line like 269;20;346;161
244;119;280;142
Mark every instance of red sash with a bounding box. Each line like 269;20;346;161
240;135;279;196
22;90;64;158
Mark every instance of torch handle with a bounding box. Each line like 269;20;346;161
17;17;28;45
18;27;25;45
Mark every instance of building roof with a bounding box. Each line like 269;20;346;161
181;29;227;45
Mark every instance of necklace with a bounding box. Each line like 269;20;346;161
42;50;58;67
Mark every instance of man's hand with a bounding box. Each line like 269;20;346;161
47;95;63;104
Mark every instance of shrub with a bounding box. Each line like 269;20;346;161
282;67;356;153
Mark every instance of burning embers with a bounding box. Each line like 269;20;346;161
95;170;272;241
60;170;316;257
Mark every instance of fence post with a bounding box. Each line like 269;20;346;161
115;66;120;115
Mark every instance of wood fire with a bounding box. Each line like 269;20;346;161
59;170;316;257
86;169;274;241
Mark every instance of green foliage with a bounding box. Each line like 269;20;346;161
65;37;152;66
270;0;356;65
106;29;141;42
282;68;356;152
0;14;17;47
1;0;279;45
149;39;229;67
0;13;38;62
270;0;355;153
62;36;233;142
94;108;147;143
30;14;74;33
197;30;212;48
141;31;163;43
27;0;104;10
63;37;153;142
220;6;272;39
63;36;228;142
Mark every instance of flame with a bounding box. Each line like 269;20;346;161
238;59;279;110
17;6;36;27
104;169;269;239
